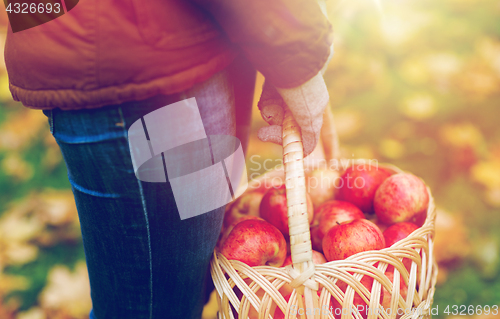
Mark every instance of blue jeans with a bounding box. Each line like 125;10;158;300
43;63;254;319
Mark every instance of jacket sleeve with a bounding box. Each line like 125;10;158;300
192;0;333;88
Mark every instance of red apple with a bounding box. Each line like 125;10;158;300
381;269;408;312
223;189;266;229
233;278;279;319
410;210;428;228
367;215;389;233
323;219;386;261
306;168;339;208
218;216;264;249
220;219;287;267
273;293;291;319
332;275;384;319
337;164;395;215
282;250;327;267
310;227;323;253
310;200;365;252
384;222;421;273
374;173;429;226
383;222;419;248
259;184;314;238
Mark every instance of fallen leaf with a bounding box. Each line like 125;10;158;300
379;138;405;159
1;154;34;181
400;93;437;120
434;209;471;268
39;262;91;318
471;161;500;189
17;307;46;319
35;190;78;226
4;242;38;265
332;110;364;139
439;123;484;149
0;274;30;292
0;109;47;151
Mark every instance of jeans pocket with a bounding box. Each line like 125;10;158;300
42;109;54;134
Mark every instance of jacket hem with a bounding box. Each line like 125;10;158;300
10;51;237;110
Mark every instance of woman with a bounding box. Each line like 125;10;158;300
4;0;333;318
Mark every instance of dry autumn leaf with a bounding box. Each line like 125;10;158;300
0;109;47;151
434;208;471;284
39;262;91;319
471;161;500;190
17;307;46;319
1;154;34;181
35;190;79;226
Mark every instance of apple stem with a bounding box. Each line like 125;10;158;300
336;221;341;226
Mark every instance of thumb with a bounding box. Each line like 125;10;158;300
257;125;283;145
301;130;320;157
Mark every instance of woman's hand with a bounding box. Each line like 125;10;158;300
257;72;330;157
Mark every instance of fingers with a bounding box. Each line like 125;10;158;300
257;125;283;145
257;81;285;147
301;123;322;157
258;81;285;126
257;124;319;157
258;74;329;157
260;103;284;126
278;73;329;129
277;73;329;157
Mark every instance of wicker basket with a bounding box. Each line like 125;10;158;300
211;108;438;319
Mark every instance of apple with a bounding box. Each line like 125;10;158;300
367;215;389;233
306;168;339;208
310;227;323;253
223;189;266;229
310;200;365;252
259;184;314;238
273;293;291;319
381;269;408;313
374;173;429;226
410;209;428;228
323;219;385;261
218;216;264;249
383;222;419;248
384;222;421;273
332;275;384;319
233;280;328;319
337;164;395;215
220;219;287;267
282;250;327;267
233;278;279;319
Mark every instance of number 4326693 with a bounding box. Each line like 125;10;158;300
6;2;61;14
444;305;498;316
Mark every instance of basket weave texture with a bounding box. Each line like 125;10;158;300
211;109;438;319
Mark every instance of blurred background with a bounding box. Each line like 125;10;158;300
0;0;499;318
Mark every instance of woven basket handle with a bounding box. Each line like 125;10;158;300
282;108;320;319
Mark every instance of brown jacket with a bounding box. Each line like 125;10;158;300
5;0;332;110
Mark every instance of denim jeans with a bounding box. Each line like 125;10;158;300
43;63;254;318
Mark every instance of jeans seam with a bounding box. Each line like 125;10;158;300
118;106;153;319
